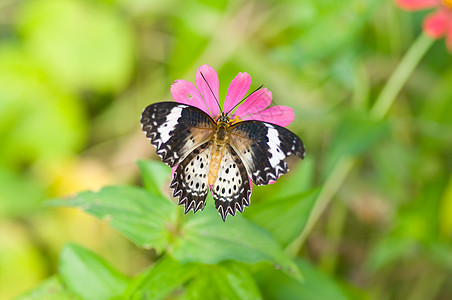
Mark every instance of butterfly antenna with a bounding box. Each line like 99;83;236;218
226;84;264;116
200;72;222;113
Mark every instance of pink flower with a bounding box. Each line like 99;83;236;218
170;65;295;127
396;0;452;50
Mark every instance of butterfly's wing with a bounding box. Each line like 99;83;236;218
141;102;216;167
170;141;212;213
229;121;305;185
211;145;252;221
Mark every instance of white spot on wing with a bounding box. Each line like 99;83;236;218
158;106;183;143
265;124;285;168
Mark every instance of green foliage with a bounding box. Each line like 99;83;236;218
16;276;77;300
137;160;172;196
126;259;262;300
255;259;351;300
246;189;318;247
124;256;199;299
47;161;302;281
171;205;301;279
25;160;330;298
58;244;128;300
182;263;262;300
48;186;178;253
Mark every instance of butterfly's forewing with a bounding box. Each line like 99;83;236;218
229;121;305;185
170;141;212;213
141;102;215;167
211;145;252;221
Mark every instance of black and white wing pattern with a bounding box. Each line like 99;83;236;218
142;101;305;221
141;102;215;167
211;145;252;221
229;121;305;186
170;141;211;213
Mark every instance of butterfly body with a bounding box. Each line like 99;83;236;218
142;101;305;221
208;115;231;186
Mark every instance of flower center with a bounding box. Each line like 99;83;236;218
229;115;242;125
443;0;452;9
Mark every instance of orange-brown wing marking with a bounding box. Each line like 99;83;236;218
228;130;255;176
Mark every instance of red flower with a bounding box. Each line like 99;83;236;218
396;0;452;50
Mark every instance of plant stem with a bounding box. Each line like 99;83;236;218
370;33;434;121
287;33;434;255
318;197;348;273
286;157;355;255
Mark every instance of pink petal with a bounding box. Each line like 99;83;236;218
395;0;438;10
223;72;251;114
195;65;220;117
423;9;448;38
233;88;272;118
209;185;215;198
242;105;295;127
171;80;210;114
171;165;178;179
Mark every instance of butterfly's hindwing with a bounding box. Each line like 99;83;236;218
141;102;215;167
229;121;305;185
170;141;212;213
212;145;251;221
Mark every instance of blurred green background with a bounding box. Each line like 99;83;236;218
1;0;451;299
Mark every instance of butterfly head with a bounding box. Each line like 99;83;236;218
217;112;230;124
216;113;231;141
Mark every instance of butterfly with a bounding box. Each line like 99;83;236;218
141;65;305;221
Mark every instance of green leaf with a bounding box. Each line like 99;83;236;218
137;160;172;196
58;243;128;300
48;186;177;252
246;189;319;247
171;206;302;281
183;263;262;300
124;256;198;300
255;259;350;300
16;276;77;300
252;157;315;201
324;112;388;177
272;157;315;199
